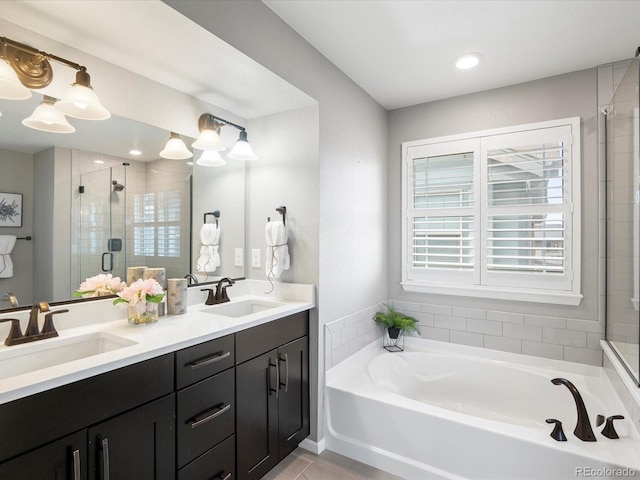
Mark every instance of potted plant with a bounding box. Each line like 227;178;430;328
374;304;420;339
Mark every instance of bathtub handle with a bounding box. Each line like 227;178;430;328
545;419;567;442
601;415;625;439
269;358;279;399
279;353;289;393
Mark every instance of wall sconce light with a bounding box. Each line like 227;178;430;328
22;95;75;133
228;130;258;161
0;36;110;121
194;113;258;160
192;114;226;151
196;149;226;167
160;132;193;160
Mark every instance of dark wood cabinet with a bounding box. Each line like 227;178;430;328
88;394;175;480
236;312;310;480
277;336;310;459
236;350;280;480
0;310;310;480
176;334;236;479
0;430;87;480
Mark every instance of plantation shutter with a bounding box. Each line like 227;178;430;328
481;125;574;290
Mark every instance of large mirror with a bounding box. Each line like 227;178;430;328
0;93;245;310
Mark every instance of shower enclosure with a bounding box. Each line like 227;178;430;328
77;163;129;283
605;54;640;386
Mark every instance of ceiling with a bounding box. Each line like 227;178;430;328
263;0;640;110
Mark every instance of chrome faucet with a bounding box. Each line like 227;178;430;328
551;378;596;441
1;292;18;308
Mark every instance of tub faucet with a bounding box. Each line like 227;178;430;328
551;378;596;442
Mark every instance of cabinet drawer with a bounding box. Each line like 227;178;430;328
176;334;234;389
177;368;235;468
236;311;309;364
178;434;235;480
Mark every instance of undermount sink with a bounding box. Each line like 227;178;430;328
0;332;137;381
204;299;284;318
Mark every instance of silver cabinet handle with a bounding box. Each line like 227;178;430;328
101;437;110;480
269;358;279;398
191;403;231;428
279;353;289;392
217;473;232;480
72;449;81;480
188;351;231;370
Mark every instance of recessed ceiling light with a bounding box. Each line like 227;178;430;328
129;149;142;156
455;52;483;70
94;159;104;165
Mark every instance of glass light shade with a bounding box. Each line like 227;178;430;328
0;59;31;100
192;128;226;151
22;97;75;133
227;131;257;160
196;150;226;167
160;133;193;160
56;70;110;120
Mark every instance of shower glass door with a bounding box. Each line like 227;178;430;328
78;164;128;283
605;56;640;385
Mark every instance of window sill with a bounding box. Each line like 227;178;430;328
401;281;583;306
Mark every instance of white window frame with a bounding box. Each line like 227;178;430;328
401;117;582;305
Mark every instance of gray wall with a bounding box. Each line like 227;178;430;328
166;0;389;443
0;148;34;305
388;68;604;365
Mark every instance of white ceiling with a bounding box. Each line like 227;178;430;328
263;0;640;110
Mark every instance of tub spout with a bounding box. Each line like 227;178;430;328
551;378;596;442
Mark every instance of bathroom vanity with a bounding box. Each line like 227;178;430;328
0;281;314;480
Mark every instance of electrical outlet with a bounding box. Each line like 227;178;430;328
252;249;261;268
234;248;244;267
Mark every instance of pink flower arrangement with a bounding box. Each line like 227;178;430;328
74;274;126;298
113;278;164;313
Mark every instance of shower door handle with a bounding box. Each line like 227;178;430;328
101;252;114;272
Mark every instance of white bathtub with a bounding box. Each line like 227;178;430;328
325;338;640;479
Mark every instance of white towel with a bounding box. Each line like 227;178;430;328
196;223;221;273
265;220;290;279
0;235;17;278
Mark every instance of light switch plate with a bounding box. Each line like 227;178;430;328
252;249;261;268
234;248;244;267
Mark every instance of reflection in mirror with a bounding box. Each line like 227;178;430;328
0;95;246;310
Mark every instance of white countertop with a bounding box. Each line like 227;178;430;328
0;280;315;405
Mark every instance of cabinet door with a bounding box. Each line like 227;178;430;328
88;395;175;480
236;350;279;480
277;336;310;459
0;430;87;480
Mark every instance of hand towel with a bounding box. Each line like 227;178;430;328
0;235;17;278
265;220;290;279
196;223;221;273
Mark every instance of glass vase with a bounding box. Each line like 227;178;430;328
128;302;159;325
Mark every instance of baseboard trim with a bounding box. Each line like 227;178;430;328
299;437;325;455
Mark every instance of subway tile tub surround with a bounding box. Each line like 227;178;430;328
324;300;603;370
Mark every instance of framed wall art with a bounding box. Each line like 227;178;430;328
0;193;22;227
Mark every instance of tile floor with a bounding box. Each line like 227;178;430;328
262;448;404;480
